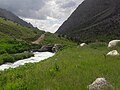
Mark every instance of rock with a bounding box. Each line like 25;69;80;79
80;43;87;47
52;44;63;52
31;44;63;53
108;40;120;48
88;78;113;90
106;50;119;56
39;44;54;52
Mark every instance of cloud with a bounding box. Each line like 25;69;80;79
0;0;84;33
60;1;77;8
0;0;45;19
22;17;61;33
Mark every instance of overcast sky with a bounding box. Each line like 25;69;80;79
0;0;84;33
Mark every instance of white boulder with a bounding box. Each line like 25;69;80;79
106;50;119;56
108;40;120;48
88;78;113;90
80;43;87;47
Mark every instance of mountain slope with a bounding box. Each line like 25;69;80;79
0;8;33;28
0;16;45;65
56;0;120;42
0;17;43;40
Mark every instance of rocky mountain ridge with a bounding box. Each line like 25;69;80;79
0;8;33;28
56;0;120;42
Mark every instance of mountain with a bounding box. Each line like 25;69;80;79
0;16;44;41
56;0;120;42
0;8;33;28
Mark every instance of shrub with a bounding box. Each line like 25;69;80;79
2;54;15;63
0;49;7;54
0;53;34;64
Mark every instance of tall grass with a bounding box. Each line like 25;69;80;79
0;43;120;90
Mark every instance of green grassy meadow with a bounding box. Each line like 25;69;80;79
0;16;120;90
0;42;120;90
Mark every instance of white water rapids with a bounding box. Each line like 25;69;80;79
0;52;55;71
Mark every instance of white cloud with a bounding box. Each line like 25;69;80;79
22;17;61;33
0;0;84;33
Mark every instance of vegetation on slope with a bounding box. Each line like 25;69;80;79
0;17;43;40
0;52;34;65
67;14;120;43
0;8;120;90
0;17;44;64
56;0;120;43
42;32;75;46
0;16;74;64
0;42;120;90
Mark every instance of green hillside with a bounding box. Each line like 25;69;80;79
0;42;120;90
0;17;43;40
0;17;73;65
0;17;44;64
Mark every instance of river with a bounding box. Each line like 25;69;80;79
0;52;55;71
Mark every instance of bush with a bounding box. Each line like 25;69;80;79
89;42;107;49
2;54;15;63
6;48;17;54
0;49;7;54
13;53;34;60
0;53;34;64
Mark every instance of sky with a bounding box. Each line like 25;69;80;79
0;0;84;33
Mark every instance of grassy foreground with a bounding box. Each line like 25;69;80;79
0;42;120;90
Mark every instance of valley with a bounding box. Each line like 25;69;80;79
1;0;120;89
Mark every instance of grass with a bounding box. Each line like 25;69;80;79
41;32;75;46
0;42;120;90
0;38;41;64
0;39;41;53
0;15;120;90
0;17;44;40
0;17;73;66
0;52;34;65
0;17;44;64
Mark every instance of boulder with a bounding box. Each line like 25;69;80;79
39;44;54;52
52;44;63;52
106;50;119;56
80;43;87;47
38;44;63;53
88;77;113;90
108;40;120;48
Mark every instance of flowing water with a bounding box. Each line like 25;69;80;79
0;52;55;71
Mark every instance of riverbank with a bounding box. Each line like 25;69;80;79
0;52;55;71
0;42;120;89
0;52;34;65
